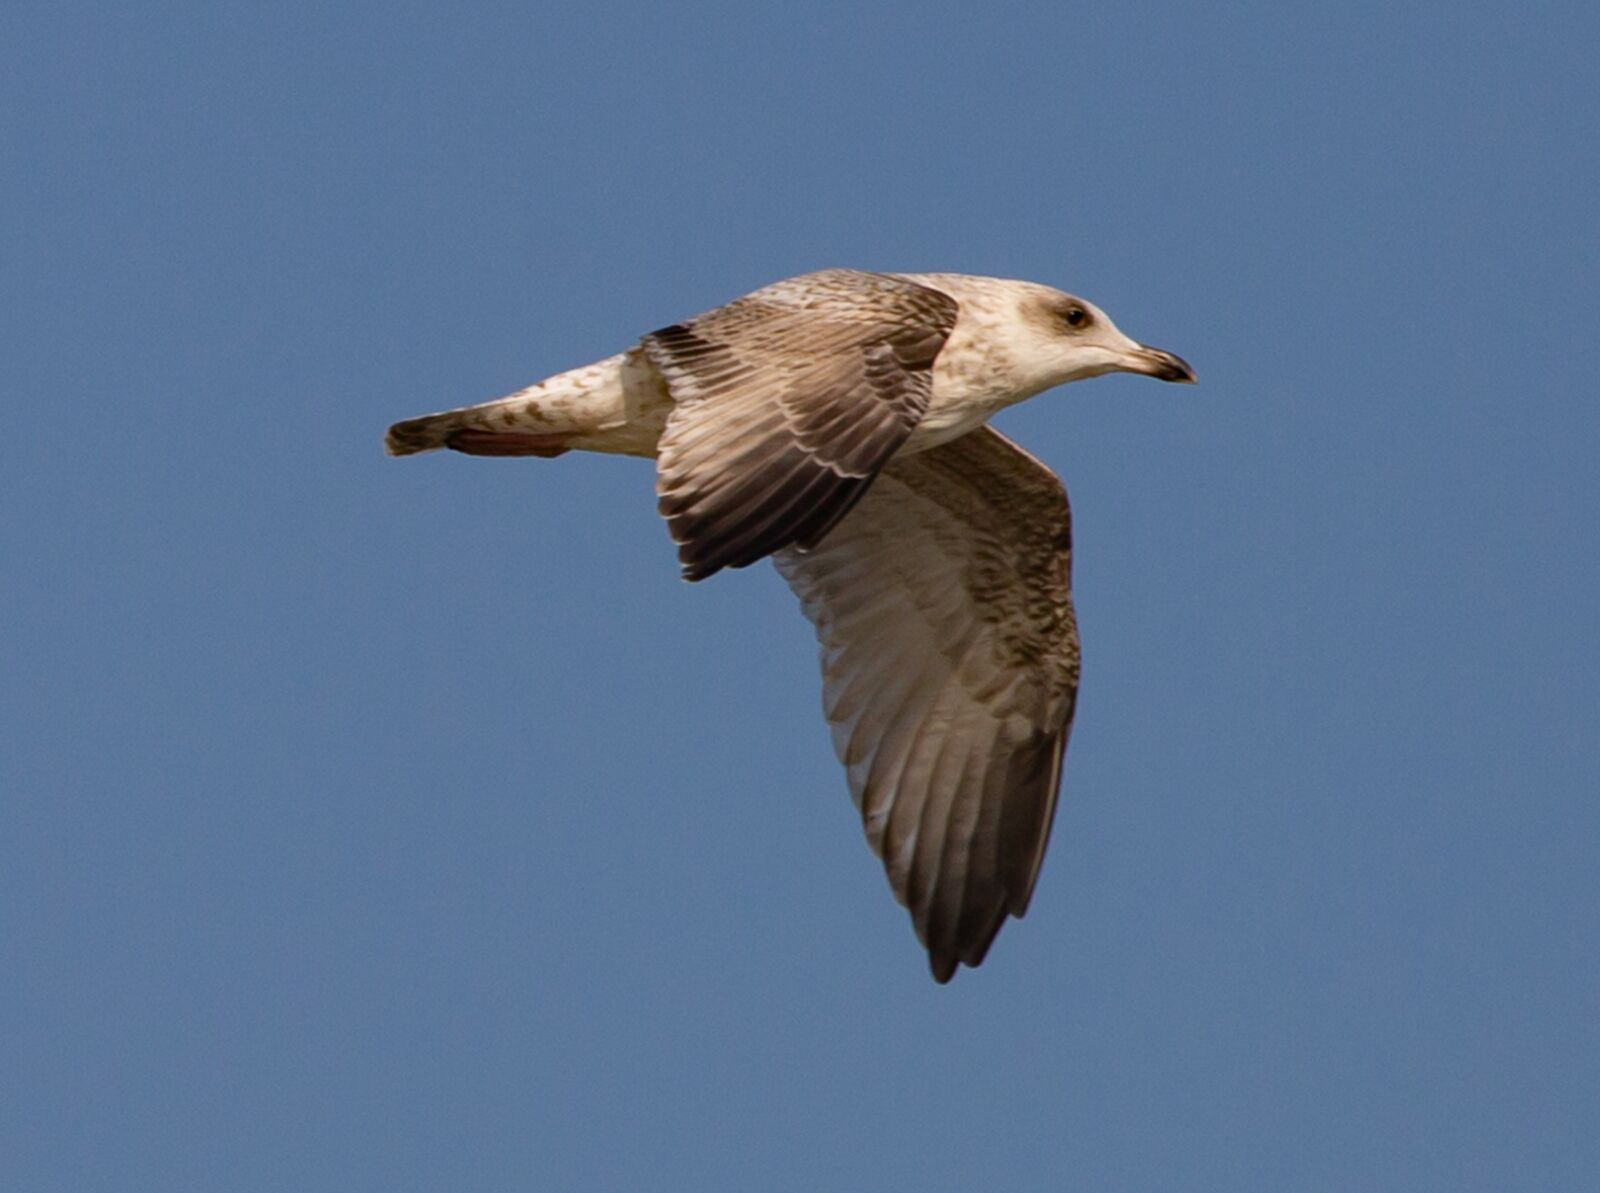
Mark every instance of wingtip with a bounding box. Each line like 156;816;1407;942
679;559;721;583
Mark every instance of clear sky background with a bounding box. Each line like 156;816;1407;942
4;3;1597;1190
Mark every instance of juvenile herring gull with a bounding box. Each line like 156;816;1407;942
386;269;1194;982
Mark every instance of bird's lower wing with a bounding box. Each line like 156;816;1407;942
774;427;1081;982
644;270;958;581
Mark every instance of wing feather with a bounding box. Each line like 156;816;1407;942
644;270;959;581
775;427;1080;981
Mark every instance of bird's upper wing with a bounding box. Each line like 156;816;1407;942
642;269;959;581
774;427;1080;982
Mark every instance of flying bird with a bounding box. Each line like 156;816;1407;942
386;269;1194;981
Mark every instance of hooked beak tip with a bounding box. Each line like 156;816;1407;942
1131;345;1197;384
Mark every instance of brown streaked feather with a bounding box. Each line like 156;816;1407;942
643;269;959;581
774;427;1080;982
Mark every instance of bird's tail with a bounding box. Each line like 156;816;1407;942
385;403;570;457
385;407;476;456
386;354;633;458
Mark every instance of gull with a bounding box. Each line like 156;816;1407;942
386;269;1195;982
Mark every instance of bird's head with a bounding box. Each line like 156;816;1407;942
1006;283;1196;391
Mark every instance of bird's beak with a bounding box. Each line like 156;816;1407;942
1124;345;1197;383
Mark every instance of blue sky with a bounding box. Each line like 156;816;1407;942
4;2;1597;1189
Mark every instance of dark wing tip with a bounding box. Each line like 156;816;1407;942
680;557;723;583
924;895;1012;984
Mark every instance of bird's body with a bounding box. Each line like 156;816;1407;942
386;273;1179;462
387;269;1193;981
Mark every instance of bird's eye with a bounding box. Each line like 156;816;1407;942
1063;305;1091;329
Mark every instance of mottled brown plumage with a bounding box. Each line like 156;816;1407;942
383;268;1194;981
644;271;958;580
776;428;1079;981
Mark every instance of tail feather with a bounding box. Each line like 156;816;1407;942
386;410;471;456
385;389;570;457
385;352;638;458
